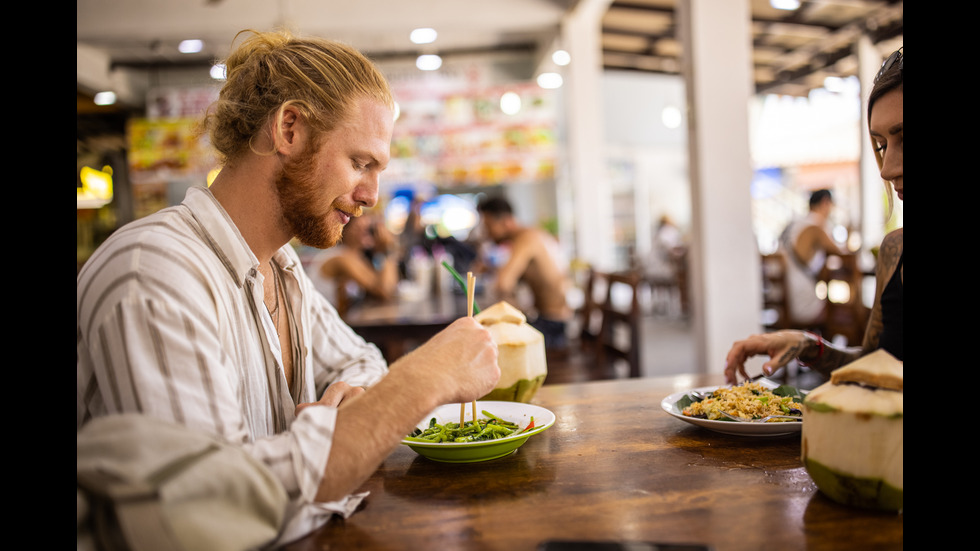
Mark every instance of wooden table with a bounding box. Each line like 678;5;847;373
284;375;903;551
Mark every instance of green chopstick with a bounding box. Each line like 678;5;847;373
441;261;481;314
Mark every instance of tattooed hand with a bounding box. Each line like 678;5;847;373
724;331;813;384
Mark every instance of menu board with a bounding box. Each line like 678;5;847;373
126;117;216;219
387;80;559;191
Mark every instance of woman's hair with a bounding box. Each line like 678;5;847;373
868;47;902;124
867;47;902;217
201;29;394;164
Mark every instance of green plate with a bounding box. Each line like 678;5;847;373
401;401;556;463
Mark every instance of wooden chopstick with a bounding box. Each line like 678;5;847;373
466;272;477;427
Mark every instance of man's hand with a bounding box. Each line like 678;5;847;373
314;317;499;503
296;381;365;416
394;316;501;405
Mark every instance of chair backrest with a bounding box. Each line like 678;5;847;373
594;270;642;378
576;268;602;343
760;253;789;330
816;253;869;345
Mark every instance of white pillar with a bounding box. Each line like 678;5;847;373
561;0;615;270
677;0;761;374
857;36;888;248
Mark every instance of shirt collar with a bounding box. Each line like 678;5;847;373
182;185;259;287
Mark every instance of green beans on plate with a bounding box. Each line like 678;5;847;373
406;410;535;443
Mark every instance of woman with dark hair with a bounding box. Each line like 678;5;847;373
725;47;903;383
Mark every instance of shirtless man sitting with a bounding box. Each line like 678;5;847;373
476;196;572;347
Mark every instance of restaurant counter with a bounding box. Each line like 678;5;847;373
284;375;902;551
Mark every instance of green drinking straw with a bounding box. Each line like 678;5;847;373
441;260;481;314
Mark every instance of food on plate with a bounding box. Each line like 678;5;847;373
406;410;533;443
473;301;548;403
681;382;803;422
802;349;903;511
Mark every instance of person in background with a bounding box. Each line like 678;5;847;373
310;211;400;314
646;214;685;279
778;188;847;326
725;46;902;384
77;29;500;543
476;196;572;347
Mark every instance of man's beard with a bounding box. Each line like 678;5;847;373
274;146;357;249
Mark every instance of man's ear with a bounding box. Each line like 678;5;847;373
272;104;310;156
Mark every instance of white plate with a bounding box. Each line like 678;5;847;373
660;384;803;437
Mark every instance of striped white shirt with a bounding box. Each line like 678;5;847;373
77;185;388;539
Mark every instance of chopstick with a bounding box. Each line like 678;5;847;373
467;271;475;317
461;272;478;428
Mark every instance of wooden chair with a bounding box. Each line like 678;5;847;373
642;248;689;318
760;253;792;330
816;253;869;346
575;268;602;346
760;252;828;332
593;270;643;378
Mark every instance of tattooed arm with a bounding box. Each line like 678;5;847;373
725;229;903;384
725;330;862;384
862;228;903;354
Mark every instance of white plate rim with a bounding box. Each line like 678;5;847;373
660;385;803;437
401;400;556;448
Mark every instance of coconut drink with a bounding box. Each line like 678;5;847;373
474;301;548;403
801;349;903;511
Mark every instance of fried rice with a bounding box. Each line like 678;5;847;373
682;382;803;422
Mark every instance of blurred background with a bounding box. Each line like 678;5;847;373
77;0;903;376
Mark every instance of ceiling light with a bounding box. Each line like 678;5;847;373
770;0;800;10
410;28;437;45
178;39;204;54
536;72;563;89
552;50;571;66
416;54;442;71
93;91;116;106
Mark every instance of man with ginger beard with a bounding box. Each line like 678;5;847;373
76;30;500;544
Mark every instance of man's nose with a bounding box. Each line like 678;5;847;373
352;175;380;208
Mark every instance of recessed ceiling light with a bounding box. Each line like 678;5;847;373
410;28;437;45
536;72;562;89
770;0;800;10
178;39;203;54
93;91;117;106
552;50;571;66
416;54;442;71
